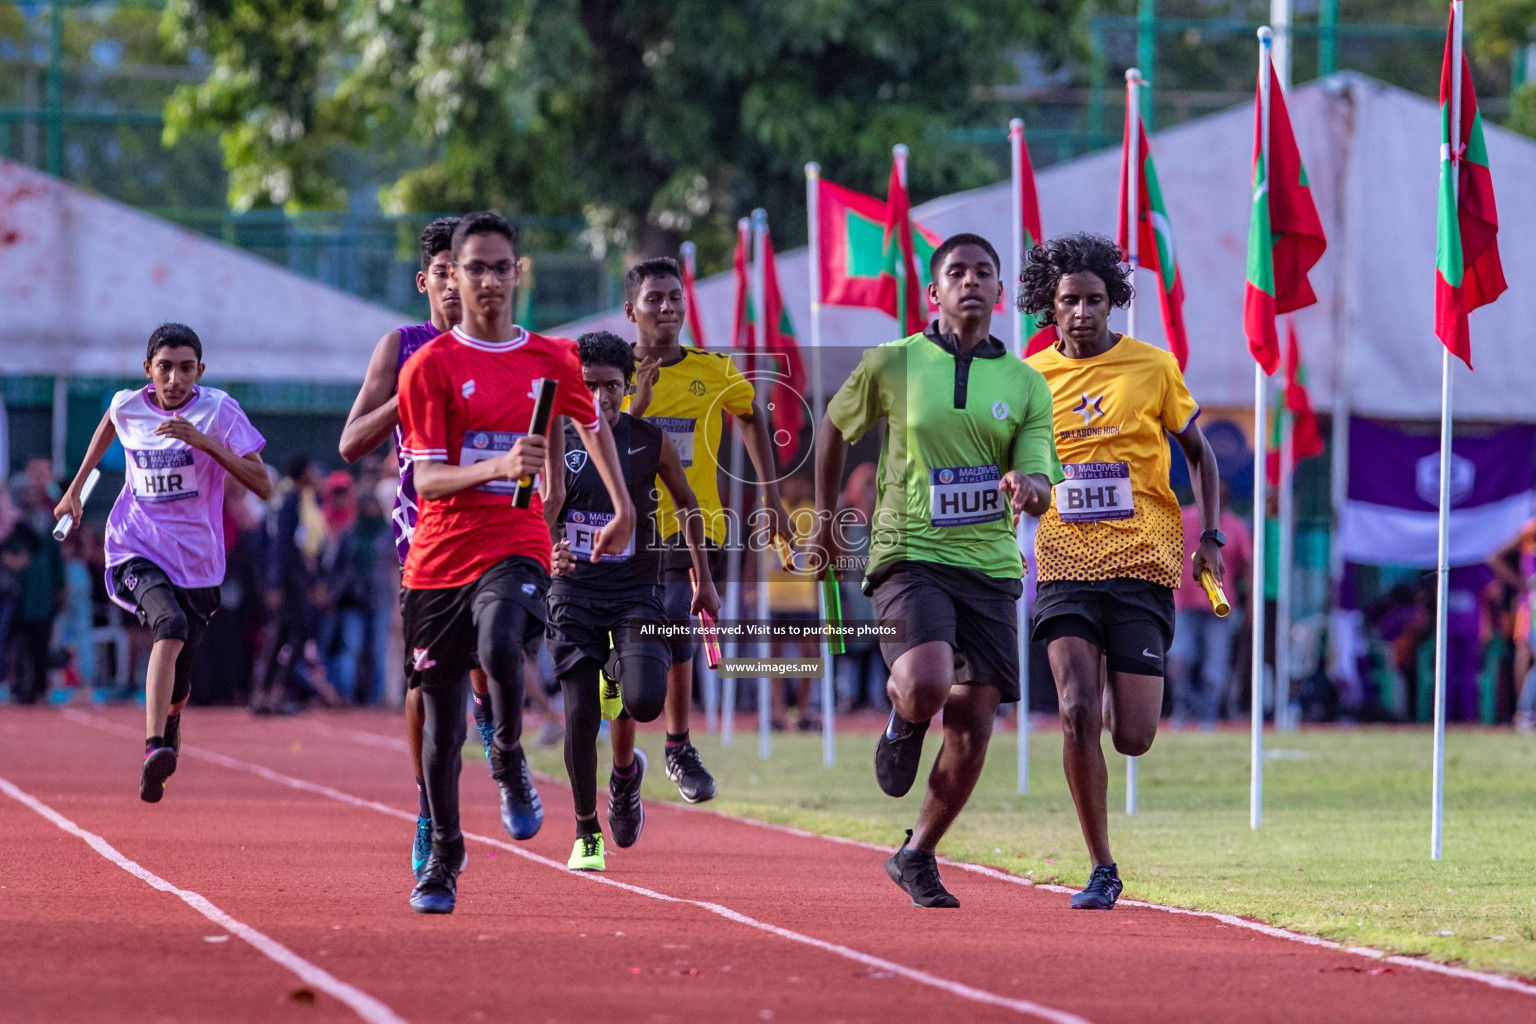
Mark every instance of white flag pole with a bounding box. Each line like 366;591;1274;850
1270;0;1293;91
720;218;752;749
1431;0;1464;863
1276;326;1295;731
683;239;720;737
1124;68;1142;816
807;161;836;768
1251;26;1274;831
1009;118;1031;795
751;207;773;761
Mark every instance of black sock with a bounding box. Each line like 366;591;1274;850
665;731;689;749
145;735;164;756
576;816;601;838
612;758;637;779
416;778;430;819
163;713;181;754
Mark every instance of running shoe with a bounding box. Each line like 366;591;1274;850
607;749;647;848
599;672;623;723
411;815;432;882
490;744;544;840
884;830;959;909
874;712;929;798
664;741;716;803
139;746;177;804
1070;864;1123;910
476;719;495;763
567;832;606;872
409;836;466;914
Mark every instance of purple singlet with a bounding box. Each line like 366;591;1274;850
390;322;446;565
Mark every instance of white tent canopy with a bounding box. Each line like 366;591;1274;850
558;73;1533;422
0;158;405;384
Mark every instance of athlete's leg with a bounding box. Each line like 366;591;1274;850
887;640;955;723
663;657;693;735
1105;672;1162;756
419;671;468;846
1049;631;1113;868
477;599;532;757
1101;612;1169;756
909;684;1001;851
135;581;191;740
610;716;636;769
559;659;603;826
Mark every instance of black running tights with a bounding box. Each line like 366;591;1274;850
559;653;667;819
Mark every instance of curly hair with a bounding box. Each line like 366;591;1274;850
577;330;636;383
419;216;461;269
1016;233;1134;325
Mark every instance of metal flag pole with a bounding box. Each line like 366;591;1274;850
1431;0;1464;863
1009;118;1031;794
751;207;773;761
807;161;836;768
1251;26;1274;831
720;218;752;749
683;238;719;736
1124;68;1142;816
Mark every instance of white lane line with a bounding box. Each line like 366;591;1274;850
0;773;408;1024
297;715;1536;1001
67;711;1091;1024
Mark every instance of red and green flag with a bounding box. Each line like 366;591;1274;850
1243;62;1327;375
1017;125;1058;357
731;220;750;349
680;245;707;348
885;155;925;334
816;175;941;327
1435;5;1506;369
747;232;807;467
1117;117;1190;371
1265;321;1325;486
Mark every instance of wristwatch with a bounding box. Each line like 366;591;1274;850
1200;528;1227;547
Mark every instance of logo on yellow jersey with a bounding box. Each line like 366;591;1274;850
688;380;706;396
1072;393;1106;426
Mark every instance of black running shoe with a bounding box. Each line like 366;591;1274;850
1070;863;1123;910
884;830;959;908
874;713;929;798
163;714;182;755
664;742;716;803
410;836;467;914
608;749;647;848
139;747;177;803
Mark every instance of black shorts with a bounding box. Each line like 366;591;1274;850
108;557;220;704
401;556;548;693
546;584;670;680
1032;577;1175;677
660;541;728;665
868;560;1023;703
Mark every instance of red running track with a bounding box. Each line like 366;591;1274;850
2;706;1533;1024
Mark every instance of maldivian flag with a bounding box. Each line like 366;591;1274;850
1435;5;1506;369
1018;125;1057;357
731;221;750;352
817;175;942;325
748;233;807;467
681;247;707;348
1244;62;1327;375
885;157;925;334
1265;321;1325;486
1117;116;1190;370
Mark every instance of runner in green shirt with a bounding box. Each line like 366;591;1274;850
811;233;1062;908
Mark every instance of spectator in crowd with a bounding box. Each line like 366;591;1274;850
317;470;369;702
0;485;32;698
767;473;820;731
253;456;337;712
8;473;65;704
833;462;888;714
1168;482;1251;729
191;478;267;705
1490;515;1536;732
57;527;97;692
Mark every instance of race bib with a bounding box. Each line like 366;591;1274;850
928;465;1004;527
646;416;696;467
459;429;534;495
1055;463;1134;522
129;449;199;503
564;509;634;563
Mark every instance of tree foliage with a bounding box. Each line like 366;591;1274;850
160;0;1081;260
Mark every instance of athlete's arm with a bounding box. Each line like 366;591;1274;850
1173;420;1225;585
1000;471;1053;522
1487;534;1527;591
414;436;547;501
338;330;403;464
571;419;636;562
154;416;274;500
542;417;567;534
627;356;662;418
657;433;721;618
733;402;791;543
53;411;118;525
807;411;848;579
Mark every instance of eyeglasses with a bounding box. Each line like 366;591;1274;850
453;260;518;281
583;379;629;396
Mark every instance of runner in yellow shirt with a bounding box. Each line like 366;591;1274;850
625;257;791;803
1021;233;1226;911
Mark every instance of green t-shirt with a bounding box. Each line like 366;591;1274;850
828;329;1063;582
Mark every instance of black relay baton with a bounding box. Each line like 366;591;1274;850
512;377;557;509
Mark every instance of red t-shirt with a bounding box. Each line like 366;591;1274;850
399;325;601;589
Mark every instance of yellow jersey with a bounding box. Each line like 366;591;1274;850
1026;335;1200;588
767;503;818;613
631;347;755;543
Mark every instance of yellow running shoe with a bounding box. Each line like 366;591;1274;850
599;635;623;722
567;832;606;872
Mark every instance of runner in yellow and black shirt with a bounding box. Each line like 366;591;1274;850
624;257;791;805
1021;233;1226;912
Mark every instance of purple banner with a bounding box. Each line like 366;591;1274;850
1347;418;1535;511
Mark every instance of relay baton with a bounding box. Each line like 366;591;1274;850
1197;559;1231;618
772;534;796;572
690;567;722;669
511;378;557;509
821;568;846;655
53;468;101;542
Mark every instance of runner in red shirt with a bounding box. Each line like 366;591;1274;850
399;212;634;914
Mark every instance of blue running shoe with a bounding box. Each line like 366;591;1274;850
490;744;543;840
411;815;432;882
409;836;466;914
476;720;495;763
